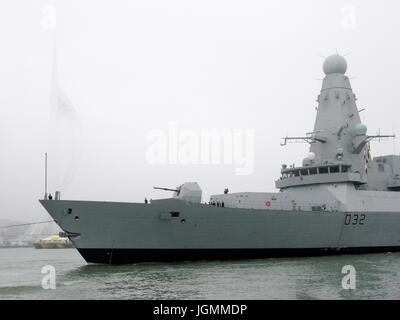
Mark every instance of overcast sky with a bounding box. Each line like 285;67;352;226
1;0;400;221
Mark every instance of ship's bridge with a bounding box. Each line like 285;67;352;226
276;163;366;189
277;54;395;191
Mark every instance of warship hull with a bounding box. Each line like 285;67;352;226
39;199;400;264
76;247;400;264
38;54;400;264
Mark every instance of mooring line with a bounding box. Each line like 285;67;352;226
0;220;55;229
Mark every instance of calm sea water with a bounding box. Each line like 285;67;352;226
0;248;399;299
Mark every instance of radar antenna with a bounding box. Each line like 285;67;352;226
280;131;327;146
368;129;396;142
353;129;396;153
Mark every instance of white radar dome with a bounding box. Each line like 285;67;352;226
323;54;347;75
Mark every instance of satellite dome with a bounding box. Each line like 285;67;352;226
303;152;316;166
307;152;316;161
355;123;367;136
323;54;347;75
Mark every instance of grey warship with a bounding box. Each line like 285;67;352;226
40;54;400;264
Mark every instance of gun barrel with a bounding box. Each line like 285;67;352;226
153;187;179;192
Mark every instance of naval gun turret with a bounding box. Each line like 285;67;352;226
154;182;202;203
277;54;395;190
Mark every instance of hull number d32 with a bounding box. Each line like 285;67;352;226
344;213;366;226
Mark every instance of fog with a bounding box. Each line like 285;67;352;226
1;0;400;222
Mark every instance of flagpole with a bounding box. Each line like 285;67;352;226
44;152;48;200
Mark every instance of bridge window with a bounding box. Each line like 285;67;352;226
330;166;339;173
341;166;349;173
319;167;328;174
309;168;318;175
300;169;309;176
